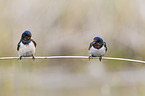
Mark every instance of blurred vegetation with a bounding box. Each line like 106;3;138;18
0;0;145;96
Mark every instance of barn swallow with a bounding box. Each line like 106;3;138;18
88;37;107;61
17;31;37;60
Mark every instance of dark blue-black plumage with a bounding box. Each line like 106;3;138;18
88;36;107;61
17;31;37;60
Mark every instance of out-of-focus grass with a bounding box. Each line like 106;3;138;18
0;59;144;96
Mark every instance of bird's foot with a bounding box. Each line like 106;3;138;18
17;56;22;60
32;56;35;61
89;56;93;60
99;56;102;62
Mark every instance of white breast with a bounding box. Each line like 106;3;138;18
18;41;36;57
89;45;106;57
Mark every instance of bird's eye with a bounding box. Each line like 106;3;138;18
26;34;31;37
93;40;97;42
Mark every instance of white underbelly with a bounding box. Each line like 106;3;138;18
89;46;106;57
18;42;36;57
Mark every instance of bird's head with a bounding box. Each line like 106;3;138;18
21;31;32;40
93;37;103;47
21;31;32;44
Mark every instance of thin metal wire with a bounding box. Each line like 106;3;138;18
0;56;145;64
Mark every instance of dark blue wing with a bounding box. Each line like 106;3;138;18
88;42;94;50
103;42;107;52
17;41;21;51
31;39;37;47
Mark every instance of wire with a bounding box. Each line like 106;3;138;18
0;56;145;64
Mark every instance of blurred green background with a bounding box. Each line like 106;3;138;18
0;0;145;96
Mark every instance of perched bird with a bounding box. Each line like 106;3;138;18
88;37;107;61
17;31;37;60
